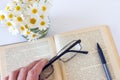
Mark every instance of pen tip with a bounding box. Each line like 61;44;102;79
97;43;100;48
97;43;99;45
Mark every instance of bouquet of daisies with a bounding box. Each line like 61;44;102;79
0;0;51;41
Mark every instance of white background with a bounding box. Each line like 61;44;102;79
0;0;120;55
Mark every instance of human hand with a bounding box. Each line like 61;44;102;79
4;59;47;80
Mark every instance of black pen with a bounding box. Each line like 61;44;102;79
97;43;112;80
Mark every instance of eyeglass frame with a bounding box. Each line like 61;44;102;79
39;39;88;80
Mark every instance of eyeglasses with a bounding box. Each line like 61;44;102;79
39;39;88;80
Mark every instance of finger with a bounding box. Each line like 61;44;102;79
26;59;42;70
32;59;47;75
26;59;47;80
17;59;42;80
3;76;9;80
9;69;19;80
17;67;27;80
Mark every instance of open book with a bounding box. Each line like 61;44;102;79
0;25;120;80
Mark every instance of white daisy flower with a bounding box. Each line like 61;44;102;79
19;25;28;35
27;15;40;28
39;20;49;30
39;0;51;14
39;14;50;30
5;21;19;35
6;11;15;21
39;13;50;22
0;11;6;23
6;21;13;27
27;2;40;15
15;14;25;24
27;33;39;41
25;30;31;36
16;24;30;36
39;13;48;20
5;2;16;11
6;21;16;28
14;3;24;13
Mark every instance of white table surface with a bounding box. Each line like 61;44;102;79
0;0;120;55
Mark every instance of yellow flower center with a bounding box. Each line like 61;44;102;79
8;14;13;19
6;6;10;11
40;15;44;19
32;8;38;14
42;6;47;11
20;26;25;31
40;21;46;26
7;22;12;27
26;31;30;35
17;17;23;22
32;34;36;38
15;6;21;11
0;15;5;20
30;18;36;24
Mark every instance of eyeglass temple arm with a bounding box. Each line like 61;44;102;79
68;50;88;54
44;50;88;69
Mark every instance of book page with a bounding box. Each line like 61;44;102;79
0;37;62;80
54;25;120;80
